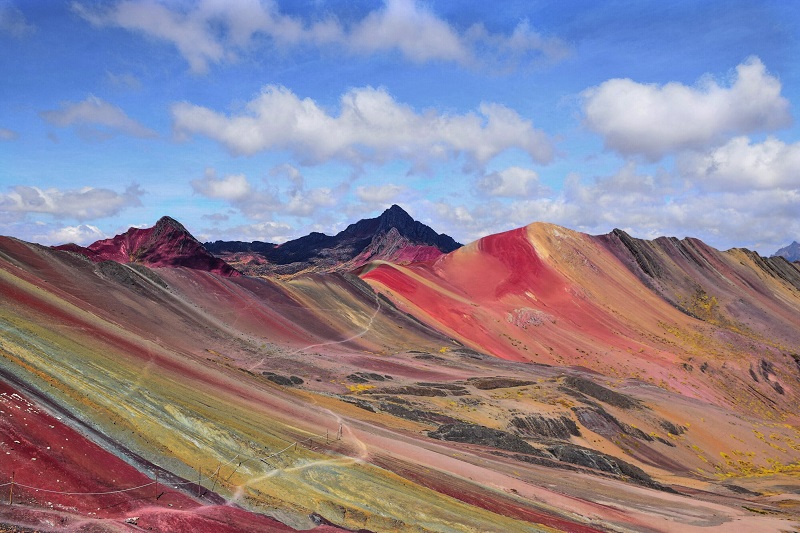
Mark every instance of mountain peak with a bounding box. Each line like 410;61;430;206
376;204;414;231
154;215;186;231
773;240;800;262
57;217;239;277
383;204;411;217
204;205;462;276
339;204;461;252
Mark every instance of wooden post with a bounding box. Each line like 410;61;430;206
226;461;242;482
197;467;202;497
8;471;13;506
210;463;221;494
326;430;329;445
154;471;159;500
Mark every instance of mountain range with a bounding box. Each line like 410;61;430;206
204;204;461;276
1;207;799;532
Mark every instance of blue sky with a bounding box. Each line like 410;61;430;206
1;0;799;254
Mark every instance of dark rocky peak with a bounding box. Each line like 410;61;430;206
340;205;461;252
154;215;186;232
376;204;417;232
202;205;461;275
773;241;800;263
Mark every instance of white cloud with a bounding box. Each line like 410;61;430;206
191;168;251;201
172;85;553;167
206;220;294;243
73;0;568;73
582;57;791;160
348;0;466;64
475;166;547;197
39;224;107;245
0;1;35;37
677;136;800;192
40;95;158;140
284;187;336;217
424;158;800;254
0;183;144;221
74;0;226;74
192;166;337;221
356;184;406;204
466;19;569;71
270;164;337;217
0;127;18;141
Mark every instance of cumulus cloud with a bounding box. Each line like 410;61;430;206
0;183;144;221
348;0;466;64
73;0;567;73
270;164;337;217
203;220;294;243
40;95;158;140
39;224;107;245
191;169;252;201
678;136;800;192
0;127;18;141
425;156;800;254
356;184;406;204
582;57;791;160
172;85;553;167
73;0;226;74
0;1;35;37
475;166;547;197
192;166;337;221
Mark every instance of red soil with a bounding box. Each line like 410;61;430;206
362;226;637;363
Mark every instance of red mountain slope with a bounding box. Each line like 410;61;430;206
54;216;239;277
2;224;800;531
361;222;800;413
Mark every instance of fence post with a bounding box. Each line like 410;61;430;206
154;471;159;500
8;471;13;505
210;463;221;494
197;467;202;497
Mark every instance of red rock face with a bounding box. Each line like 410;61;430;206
55;217;239;277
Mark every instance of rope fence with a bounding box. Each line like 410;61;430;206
3;422;345;506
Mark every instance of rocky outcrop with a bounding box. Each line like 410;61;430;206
561;376;640;409
468;377;534;390
572;406;652;442
428;423;542;455
509;415;580;440
545;443;669;490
